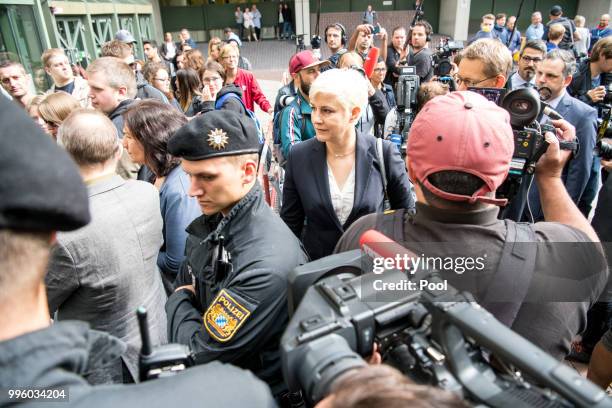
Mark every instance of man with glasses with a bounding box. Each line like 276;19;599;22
507;40;547;90
456;38;513;91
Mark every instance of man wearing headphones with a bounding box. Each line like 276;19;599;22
325;23;347;68
407;20;434;82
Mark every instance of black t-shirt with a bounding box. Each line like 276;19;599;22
334;202;608;360
408;47;434;82
55;81;75;95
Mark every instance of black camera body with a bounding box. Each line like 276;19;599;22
282;246;612;408
596;139;612;160
390;66;420;152
432;40;463;78
467;87;578;202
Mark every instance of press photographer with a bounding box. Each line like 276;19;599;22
568;36;612;217
335;91;608;362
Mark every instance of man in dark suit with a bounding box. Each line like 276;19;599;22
526;49;598;222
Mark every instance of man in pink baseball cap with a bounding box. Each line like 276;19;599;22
278;51;331;161
335;91;607;361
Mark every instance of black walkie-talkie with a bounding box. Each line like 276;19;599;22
137;307;194;381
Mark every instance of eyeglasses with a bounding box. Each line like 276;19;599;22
202;76;222;83
154;77;170;82
521;56;543;63
455;75;496;88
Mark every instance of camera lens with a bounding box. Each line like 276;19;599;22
596;139;612;160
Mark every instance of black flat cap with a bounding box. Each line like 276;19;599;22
168;110;260;161
0;96;90;232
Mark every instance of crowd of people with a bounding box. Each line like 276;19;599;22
1;3;612;407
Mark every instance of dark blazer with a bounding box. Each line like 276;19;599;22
281;131;415;260
526;92;597;221
568;58;612;107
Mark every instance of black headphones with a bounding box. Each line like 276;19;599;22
324;23;347;46
408;20;432;44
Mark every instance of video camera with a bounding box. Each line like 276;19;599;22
388;66;420;153
433;39;464;80
137;307;195;381
281;232;611;408
468;87;579;202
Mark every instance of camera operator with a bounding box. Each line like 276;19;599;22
0;97;276;408
568;37;612;106
506;40;546;90
315;365;467;408
385;26;408;87
407;21;434;83
325;23;348;68
336;91;608;360
526;49;598;222
568;36;612;217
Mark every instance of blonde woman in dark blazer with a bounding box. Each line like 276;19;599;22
281;69;415;260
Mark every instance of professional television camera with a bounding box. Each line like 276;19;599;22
387;66;420;152
281;232;611;408
137;307;195;381
467;87;579;203
432;39;464;81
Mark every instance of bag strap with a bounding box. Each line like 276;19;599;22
481;220;538;327
374;208;407;243
375;137;390;210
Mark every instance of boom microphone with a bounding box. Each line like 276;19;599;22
363;47;380;78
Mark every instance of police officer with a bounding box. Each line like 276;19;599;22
0;98;276;407
166;110;308;397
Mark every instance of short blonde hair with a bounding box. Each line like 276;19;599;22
219;43;239;60
41;48;67;68
548;24;566;41
38;91;80;126
574;15;585;28
310;68;368;114
461;38;513;79
86;57;137;98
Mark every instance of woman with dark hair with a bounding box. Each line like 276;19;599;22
198;60;246;115
175;68;202;116
122;100;201;291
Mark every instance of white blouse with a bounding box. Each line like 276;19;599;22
327;163;355;225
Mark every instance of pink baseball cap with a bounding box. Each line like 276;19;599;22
289;51;331;75
407;91;515;205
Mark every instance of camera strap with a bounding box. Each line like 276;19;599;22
481;220;538;327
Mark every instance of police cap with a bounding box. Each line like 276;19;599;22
168;110;260;161
0;96;90;232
